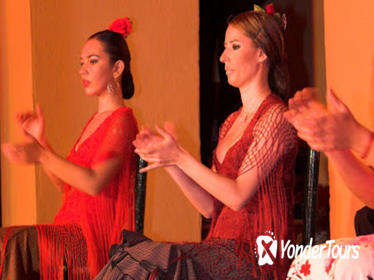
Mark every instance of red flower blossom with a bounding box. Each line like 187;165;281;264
109;17;132;37
325;258;334;274
300;260;311;276
265;4;275;16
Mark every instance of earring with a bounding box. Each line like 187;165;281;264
107;83;114;94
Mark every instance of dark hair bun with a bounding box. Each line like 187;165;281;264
89;30;134;99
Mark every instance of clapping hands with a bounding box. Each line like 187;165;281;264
2;140;43;164
284;88;360;152
2;104;45;164
16;103;45;143
133;123;182;172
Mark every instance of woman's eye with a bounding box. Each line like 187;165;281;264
232;44;241;50
89;59;98;64
79;62;84;67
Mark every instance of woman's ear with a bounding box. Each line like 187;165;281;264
257;48;268;63
113;60;125;80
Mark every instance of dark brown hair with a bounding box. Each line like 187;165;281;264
228;11;289;101
89;30;134;99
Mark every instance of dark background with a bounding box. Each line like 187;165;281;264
199;0;329;242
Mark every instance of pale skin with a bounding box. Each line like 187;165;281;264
2;38;127;196
284;87;374;207
134;24;280;218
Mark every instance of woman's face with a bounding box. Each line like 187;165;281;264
220;25;264;89
79;38;114;96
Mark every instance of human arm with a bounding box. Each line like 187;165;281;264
16;104;66;190
166;146;261;212
285;87;374;206
2;139;121;196
285;88;374;164
3;109;137;196
325;150;374;208
133;126;214;217
134;107;296;215
164;166;214;218
134;127;250;214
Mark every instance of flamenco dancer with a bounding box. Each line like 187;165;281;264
1;17;138;279
96;5;297;280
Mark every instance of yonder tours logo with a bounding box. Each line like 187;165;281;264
255;231;360;266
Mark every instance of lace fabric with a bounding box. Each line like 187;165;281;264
94;96;297;280
36;106;138;279
209;95;298;279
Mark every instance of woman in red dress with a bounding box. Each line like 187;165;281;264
96;6;297;280
1;17;138;279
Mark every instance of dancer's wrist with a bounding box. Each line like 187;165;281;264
354;125;374;159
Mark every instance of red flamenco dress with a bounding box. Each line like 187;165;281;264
95;95;297;280
0;106;138;280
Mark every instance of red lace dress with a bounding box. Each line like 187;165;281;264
95;95;298;280
0;106;138;280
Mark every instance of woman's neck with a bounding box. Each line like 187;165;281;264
239;78;271;115
97;91;124;114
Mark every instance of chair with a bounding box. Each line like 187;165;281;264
134;155;148;234
302;148;320;245
354;206;374;236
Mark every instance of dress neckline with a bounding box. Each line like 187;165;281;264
73;106;127;153
214;94;274;166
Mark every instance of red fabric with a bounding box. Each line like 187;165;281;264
36;106;138;279
0;227;17;276
208;95;298;279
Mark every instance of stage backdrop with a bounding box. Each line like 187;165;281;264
324;0;374;238
0;0;37;225
1;0;201;242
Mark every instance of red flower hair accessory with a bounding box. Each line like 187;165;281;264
253;3;287;31
108;17;132;38
265;3;275;16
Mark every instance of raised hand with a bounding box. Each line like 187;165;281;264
284;88;364;152
133;123;182;172
285;87;325;120
16;103;45;142
2;140;43;164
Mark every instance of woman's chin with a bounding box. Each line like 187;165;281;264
227;78;239;88
83;90;99;97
